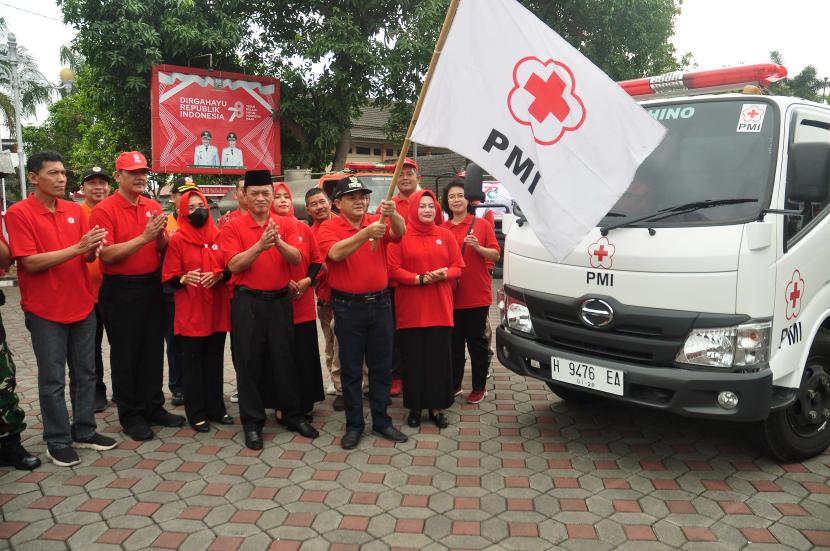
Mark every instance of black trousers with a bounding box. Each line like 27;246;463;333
452;306;490;392
99;275;165;430
390;288;403;380
181;333;227;425
93;302;106;394
231;289;300;430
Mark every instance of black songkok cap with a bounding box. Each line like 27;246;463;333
244;170;273;187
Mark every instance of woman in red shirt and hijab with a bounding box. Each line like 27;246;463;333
272;183;325;418
441;180;500;404
162;189;233;432
388;190;464;429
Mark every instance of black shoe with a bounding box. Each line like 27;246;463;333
332;395;345;411
171;391;185;407
124;423;154;441
191;420;210;433
74;432;118;451
148;410;186;427
429;411;449;429
341;430;362;450
0;435;41;470
372;425;408;443
244;430;263;450
93;391;107;413
211;414;234;425
281;417;319;439
407;410;421;428
46;446;81;467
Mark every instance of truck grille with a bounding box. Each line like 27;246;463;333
508;286;748;367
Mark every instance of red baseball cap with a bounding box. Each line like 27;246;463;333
402;157;419;172
115;151;149;171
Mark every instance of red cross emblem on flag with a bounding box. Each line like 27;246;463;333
785;269;805;321
741;104;765;123
588;236;615;269
508;56;586;146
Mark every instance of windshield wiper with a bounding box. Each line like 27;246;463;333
600;198;758;236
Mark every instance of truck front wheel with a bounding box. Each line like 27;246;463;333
545;382;595;404
759;330;830;462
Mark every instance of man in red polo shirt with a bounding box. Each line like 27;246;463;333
220;169;318;449
90;151;185;441
218;177;247;405
79;166;111;412
6;151;118;467
317;178;408;450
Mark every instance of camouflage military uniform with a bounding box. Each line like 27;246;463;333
0;306;25;439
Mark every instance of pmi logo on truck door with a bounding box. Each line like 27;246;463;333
785;269;805;321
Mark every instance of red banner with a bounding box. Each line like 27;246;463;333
151;64;280;176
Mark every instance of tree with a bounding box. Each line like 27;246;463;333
768;50;822;102
249;0;684;168
58;0;252;156
58;0;684;172
0;17;54;138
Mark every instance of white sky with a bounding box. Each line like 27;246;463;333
1;0;829;133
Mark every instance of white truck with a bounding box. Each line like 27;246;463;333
493;64;830;461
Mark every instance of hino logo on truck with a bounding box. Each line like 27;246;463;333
579;298;614;328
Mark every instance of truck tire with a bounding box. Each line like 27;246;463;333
545;382;595;404
759;329;830;462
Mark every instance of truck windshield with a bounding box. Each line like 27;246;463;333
357;175;394;213
600;99;776;227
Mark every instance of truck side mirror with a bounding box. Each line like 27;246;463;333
464;163;485;203
787;142;830;203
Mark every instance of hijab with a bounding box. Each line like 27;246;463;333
176;189;223;280
407;189;441;236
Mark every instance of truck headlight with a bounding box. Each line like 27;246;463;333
675;321;771;368
504;293;535;336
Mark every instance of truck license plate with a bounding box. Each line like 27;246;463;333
550;355;624;396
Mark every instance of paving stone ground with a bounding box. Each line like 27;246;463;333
1;285;829;550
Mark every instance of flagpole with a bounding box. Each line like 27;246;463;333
371;0;461;251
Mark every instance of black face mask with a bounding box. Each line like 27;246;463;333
187;208;209;228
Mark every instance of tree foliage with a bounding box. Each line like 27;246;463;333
0;17;55;138
57;0;251;154
768;50;823;102
53;0;684;173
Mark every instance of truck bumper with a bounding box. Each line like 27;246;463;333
496;326;773;422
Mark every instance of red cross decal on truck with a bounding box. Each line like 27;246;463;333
741;104;765;123
789;283;801;309
785;269;805;321
588;237;615;269
524;72;570;124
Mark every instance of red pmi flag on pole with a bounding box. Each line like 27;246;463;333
410;0;666;260
151;64;280;176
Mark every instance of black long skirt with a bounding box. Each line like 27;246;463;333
260;320;324;413
399;326;454;411
295;320;325;413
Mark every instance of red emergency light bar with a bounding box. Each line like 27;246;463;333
344;162;396;172
618;64;788;98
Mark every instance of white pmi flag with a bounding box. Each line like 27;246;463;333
411;0;666;260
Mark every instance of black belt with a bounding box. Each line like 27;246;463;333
236;286;289;300
331;289;389;303
103;272;160;283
